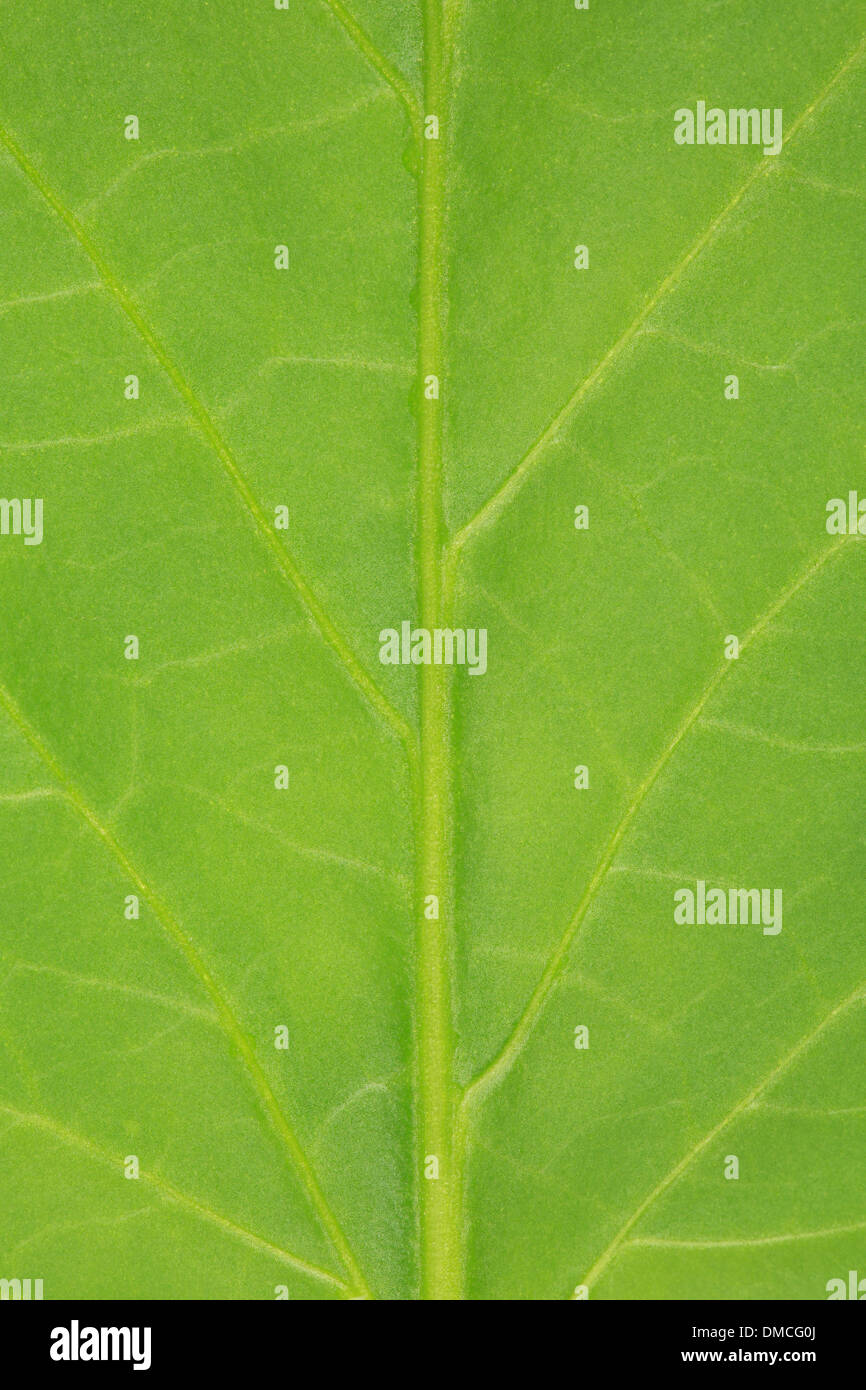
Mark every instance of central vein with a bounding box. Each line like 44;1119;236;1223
415;0;459;1300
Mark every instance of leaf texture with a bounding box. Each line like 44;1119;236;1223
0;0;864;1301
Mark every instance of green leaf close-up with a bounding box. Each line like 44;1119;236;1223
0;0;864;1303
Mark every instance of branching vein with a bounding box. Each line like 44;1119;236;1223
0;673;372;1299
460;537;852;1115
581;978;866;1290
0;1102;352;1295
0;116;414;761
448;31;866;561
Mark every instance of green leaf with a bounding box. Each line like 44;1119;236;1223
0;0;865;1302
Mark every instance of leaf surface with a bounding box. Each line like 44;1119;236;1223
0;0;865;1301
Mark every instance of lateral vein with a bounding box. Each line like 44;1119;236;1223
0;674;373;1299
581;980;866;1290
0;1103;352;1294
459;537;852;1115
449;30;866;559
318;0;422;146
629;1220;866;1251
0;116;414;759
